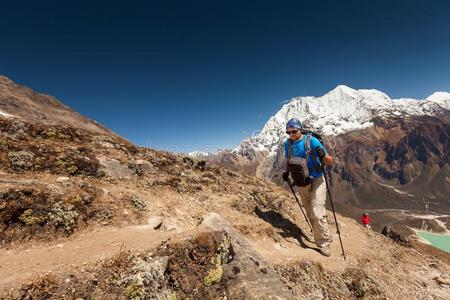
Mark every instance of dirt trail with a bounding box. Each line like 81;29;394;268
0;211;373;290
1;208;449;300
249;217;373;271
0;224;172;289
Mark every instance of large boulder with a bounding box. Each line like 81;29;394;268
201;213;294;299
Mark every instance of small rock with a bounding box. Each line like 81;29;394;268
162;219;181;232
136;159;150;165
434;276;450;286
182;157;195;166
307;291;325;300
130;195;147;211
156;256;169;272
148;216;164;229
274;242;286;249
56;177;70;183
286;237;300;246
195;160;206;171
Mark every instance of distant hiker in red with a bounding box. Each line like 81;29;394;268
361;213;372;234
361;213;371;226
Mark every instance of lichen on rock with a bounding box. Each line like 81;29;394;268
19;209;47;225
8;150;35;170
130;196;147;211
116;255;171;300
125;281;145;300
204;256;223;287
204;233;232;287
47;202;79;233
55;159;78;175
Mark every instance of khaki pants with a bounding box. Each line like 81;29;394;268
298;176;331;247
364;224;373;236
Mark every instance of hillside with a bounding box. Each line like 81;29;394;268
0;76;449;299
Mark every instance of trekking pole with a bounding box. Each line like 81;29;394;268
322;167;346;260
287;179;313;233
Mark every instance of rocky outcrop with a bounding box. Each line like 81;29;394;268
201;213;293;299
381;226;412;248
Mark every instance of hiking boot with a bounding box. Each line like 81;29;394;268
319;245;331;257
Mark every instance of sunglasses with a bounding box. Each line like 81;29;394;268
286;130;299;135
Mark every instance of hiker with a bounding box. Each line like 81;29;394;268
282;118;334;257
361;213;372;234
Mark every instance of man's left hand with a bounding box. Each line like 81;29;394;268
315;146;326;159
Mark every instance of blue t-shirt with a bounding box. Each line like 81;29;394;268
284;135;326;178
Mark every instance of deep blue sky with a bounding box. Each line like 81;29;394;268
1;0;449;152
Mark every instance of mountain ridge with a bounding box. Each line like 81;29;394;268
234;85;450;155
0;75;124;141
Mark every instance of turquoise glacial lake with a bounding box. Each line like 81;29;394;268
416;231;450;253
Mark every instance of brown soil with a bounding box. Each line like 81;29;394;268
0;224;171;290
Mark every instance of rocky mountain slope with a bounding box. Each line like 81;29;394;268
0;76;449;299
0;75;123;140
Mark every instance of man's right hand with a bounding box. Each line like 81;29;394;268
282;171;290;182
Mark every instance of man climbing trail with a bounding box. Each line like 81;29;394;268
361;213;373;236
282;118;334;257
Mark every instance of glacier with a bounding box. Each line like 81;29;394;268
234;85;450;154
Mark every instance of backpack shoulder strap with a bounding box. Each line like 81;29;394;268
305;134;312;155
306;135;323;172
287;139;293;158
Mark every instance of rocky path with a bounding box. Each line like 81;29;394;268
0;212;369;290
0;224;171;289
1;211;449;299
248;217;374;271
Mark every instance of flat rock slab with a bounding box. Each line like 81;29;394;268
201;213;295;299
147;216;164;229
97;157;135;179
56;176;70;183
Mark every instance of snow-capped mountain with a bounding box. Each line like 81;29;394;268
235;85;450;154
186;85;450;215
188;150;210;158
